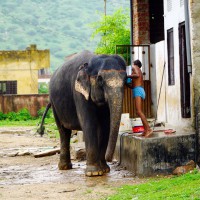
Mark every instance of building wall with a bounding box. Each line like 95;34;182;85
150;41;166;122
190;1;200;106
163;1;192;127
189;0;200;148
132;0;150;44
0;45;50;94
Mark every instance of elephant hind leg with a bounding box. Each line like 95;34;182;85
52;106;72;170
58;125;72;170
58;126;72;170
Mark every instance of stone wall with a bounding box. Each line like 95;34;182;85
190;1;200;105
0;94;49;117
115;131;196;177
190;0;200;165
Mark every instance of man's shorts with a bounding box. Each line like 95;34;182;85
132;86;146;100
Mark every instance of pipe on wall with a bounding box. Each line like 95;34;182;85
130;0;133;45
184;0;192;73
130;0;134;65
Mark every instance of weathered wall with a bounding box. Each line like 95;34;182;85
163;1;192;127
190;0;200;165
0;94;49;117
150;41;166;121
0;44;50;94
132;0;150;44
190;1;200;105
115;132;196;177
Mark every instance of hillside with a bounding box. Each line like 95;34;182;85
0;0;130;71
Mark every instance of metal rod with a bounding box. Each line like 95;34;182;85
184;0;192;73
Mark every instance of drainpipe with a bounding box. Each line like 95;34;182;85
130;0;134;65
184;0;192;73
130;0;133;46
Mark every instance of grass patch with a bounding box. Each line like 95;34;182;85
0;120;38;127
106;170;200;200
0;108;59;138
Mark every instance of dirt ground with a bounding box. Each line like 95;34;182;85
0;127;146;200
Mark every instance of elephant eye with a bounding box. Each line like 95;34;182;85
97;75;104;87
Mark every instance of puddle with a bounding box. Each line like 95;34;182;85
0;161;134;186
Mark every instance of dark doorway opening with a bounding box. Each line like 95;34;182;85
179;22;191;118
167;28;175;85
149;0;164;43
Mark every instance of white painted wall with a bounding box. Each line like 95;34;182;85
162;0;192;127
150;1;193;128
150;41;166;122
132;46;150;80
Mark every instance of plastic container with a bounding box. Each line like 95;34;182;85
131;118;144;133
132;126;144;133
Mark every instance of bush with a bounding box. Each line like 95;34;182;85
0;112;7;120
38;83;49;94
0;109;32;121
17;109;32;121
37;107;52;118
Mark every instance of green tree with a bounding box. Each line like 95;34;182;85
38;83;49;94
91;8;130;55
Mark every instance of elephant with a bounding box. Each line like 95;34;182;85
38;50;127;176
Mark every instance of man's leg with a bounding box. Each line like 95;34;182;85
135;96;152;137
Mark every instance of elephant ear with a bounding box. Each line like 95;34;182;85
75;63;90;100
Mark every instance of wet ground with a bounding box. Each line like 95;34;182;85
0;127;145;200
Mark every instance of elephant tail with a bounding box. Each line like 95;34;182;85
36;103;51;136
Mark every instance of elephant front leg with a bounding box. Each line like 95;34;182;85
85;137;104;177
84;126;103;176
98;109;111;174
58;127;72;170
76;103;104;176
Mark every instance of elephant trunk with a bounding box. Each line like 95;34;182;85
105;92;123;162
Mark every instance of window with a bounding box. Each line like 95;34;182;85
167;0;172;12
149;0;164;44
180;0;184;7
179;22;191;118
167;28;175;85
0;81;17;94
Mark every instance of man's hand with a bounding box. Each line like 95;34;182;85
125;77;133;88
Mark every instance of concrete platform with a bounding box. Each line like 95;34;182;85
114;129;196;177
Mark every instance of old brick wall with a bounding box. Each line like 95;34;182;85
132;0;150;44
0;94;49;117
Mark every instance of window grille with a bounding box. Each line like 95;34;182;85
0;81;17;94
167;28;175;85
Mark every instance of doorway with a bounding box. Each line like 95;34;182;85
179;22;191;118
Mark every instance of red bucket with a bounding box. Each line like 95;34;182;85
132;126;144;133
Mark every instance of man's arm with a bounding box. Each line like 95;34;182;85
127;66;140;78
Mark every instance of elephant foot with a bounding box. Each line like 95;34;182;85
100;162;110;173
58;161;72;170
85;165;103;177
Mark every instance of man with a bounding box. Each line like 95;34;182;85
126;60;153;138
